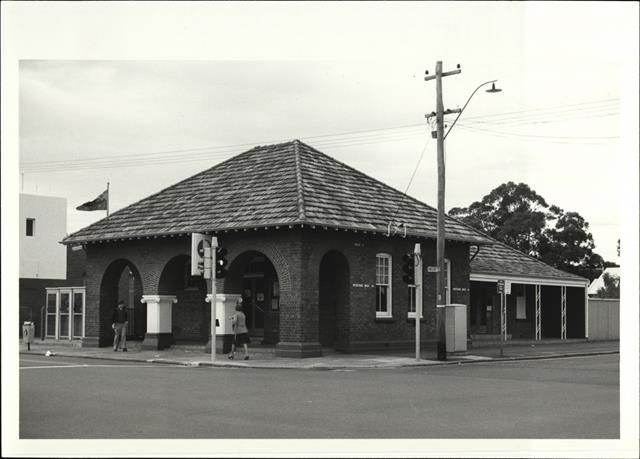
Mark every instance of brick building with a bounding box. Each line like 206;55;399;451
62;140;488;357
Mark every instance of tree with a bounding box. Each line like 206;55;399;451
450;181;604;280
594;272;620;299
449;182;550;256
538;211;597;278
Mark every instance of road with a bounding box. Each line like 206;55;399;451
19;354;619;439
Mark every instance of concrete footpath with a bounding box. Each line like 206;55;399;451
19;339;619;370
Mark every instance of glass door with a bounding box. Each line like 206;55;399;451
59;290;71;339
242;277;265;337
46;291;57;338
72;290;84;338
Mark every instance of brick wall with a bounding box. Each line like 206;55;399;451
80;228;471;351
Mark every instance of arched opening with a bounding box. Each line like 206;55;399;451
225;251;280;344
319;250;350;349
100;259;144;340
158;254;208;343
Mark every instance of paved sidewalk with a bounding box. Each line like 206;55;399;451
19;339;619;370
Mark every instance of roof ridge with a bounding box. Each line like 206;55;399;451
292;140;306;220
295;139;445;218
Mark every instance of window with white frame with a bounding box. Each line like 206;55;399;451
408;285;423;318
376;253;392;317
408;285;416;315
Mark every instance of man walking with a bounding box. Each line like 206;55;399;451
112;300;128;352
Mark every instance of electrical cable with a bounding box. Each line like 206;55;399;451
20;97;620;173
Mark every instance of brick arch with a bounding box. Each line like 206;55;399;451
222;245;291;294
157;254;190;295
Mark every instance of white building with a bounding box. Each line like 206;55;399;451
19;193;67;279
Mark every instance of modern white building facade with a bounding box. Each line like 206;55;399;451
19;193;67;279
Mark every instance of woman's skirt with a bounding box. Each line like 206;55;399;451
234;333;251;345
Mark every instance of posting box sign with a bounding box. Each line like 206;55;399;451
191;233;212;276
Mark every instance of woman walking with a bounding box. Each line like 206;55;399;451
228;300;250;360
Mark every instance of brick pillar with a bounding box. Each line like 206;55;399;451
141;295;177;350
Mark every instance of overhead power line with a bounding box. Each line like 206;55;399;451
20;97;620;173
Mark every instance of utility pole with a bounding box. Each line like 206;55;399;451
425;61;461;361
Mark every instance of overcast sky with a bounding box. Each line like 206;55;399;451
9;3;638;263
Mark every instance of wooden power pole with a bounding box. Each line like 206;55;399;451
425;61;461;361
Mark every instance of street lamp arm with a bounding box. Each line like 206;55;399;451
443;80;497;140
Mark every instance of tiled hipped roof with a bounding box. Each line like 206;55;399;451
470;236;588;283
63;140;488;244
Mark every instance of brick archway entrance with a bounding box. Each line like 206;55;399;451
100;259;144;341
225;251;280;344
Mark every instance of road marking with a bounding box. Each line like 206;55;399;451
20;358;87;366
20;364;89;370
20;363;184;370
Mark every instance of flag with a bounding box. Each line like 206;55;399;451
76;189;108;211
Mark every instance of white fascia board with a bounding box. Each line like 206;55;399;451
470;273;588;288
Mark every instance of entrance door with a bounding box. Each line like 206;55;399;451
59;289;71;339
242;276;266;337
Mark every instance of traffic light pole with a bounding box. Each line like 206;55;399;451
414;243;422;360
210;237;218;363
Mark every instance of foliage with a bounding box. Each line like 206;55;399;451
450;181;610;281
449;182;550;256
594;272;620;299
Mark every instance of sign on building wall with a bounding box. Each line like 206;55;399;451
191;233;211;276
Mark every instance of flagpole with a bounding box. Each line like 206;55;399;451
107;182;110;216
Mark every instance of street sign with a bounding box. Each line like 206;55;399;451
497;279;505;294
505;280;512;295
427;266;439;273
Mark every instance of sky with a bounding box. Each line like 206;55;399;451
2;2;639;457
11;4;636;262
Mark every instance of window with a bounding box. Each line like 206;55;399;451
443;259;451;305
407;285;423;318
516;295;527;319
376;254;392;317
408;286;416;315
26;218;35;236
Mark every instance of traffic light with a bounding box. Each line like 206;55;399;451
402;253;415;285
215;247;228;278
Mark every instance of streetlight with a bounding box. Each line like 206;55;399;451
425;62;502;360
444;80;502;140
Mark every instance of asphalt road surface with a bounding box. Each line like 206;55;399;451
19;354;619;439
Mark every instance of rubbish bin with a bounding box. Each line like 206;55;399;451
22;321;35;350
